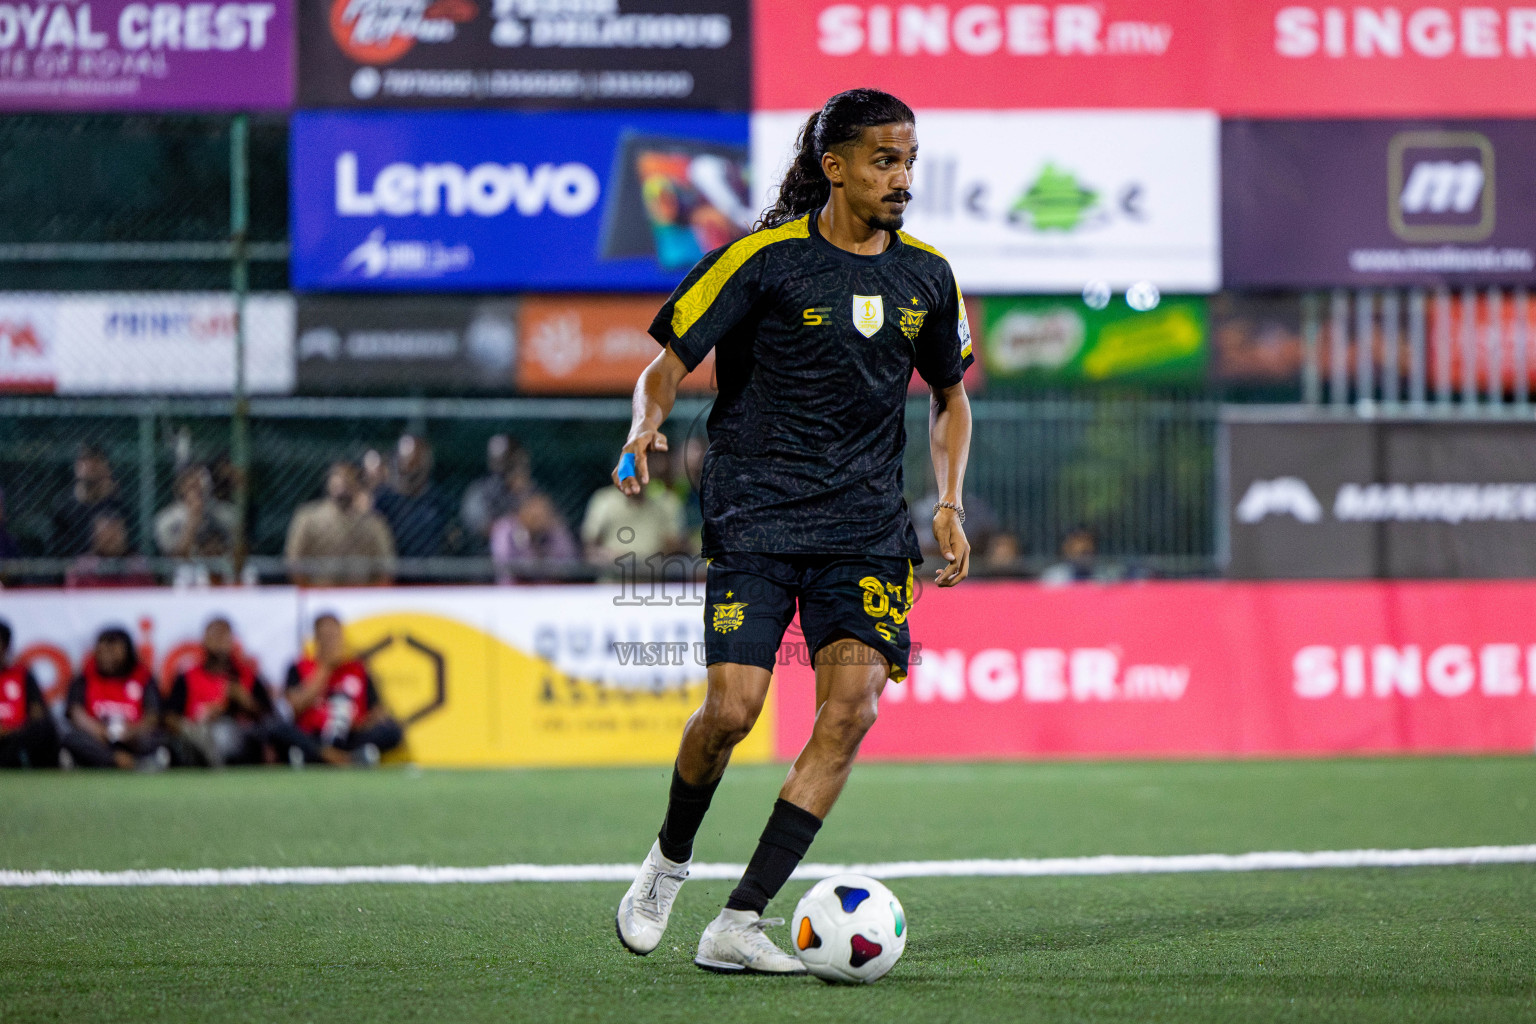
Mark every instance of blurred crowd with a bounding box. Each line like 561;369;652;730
0;613;402;771
1;435;1130;587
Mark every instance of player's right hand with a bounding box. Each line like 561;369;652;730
613;430;668;496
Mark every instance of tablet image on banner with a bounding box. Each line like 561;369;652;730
301;0;749;110
0;0;294;112
291;110;749;292
752;111;1219;293
599;134;752;269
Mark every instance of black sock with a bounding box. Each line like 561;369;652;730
656;765;721;863
725;798;823;914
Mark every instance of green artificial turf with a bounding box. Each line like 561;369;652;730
2;758;1534;1023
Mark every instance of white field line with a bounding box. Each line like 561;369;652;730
3;845;1535;888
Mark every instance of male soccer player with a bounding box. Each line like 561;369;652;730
613;89;973;974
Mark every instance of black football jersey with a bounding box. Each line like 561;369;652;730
649;213;974;558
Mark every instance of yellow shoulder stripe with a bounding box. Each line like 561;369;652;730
897;230;945;260
900;231;972;359
671;217;810;337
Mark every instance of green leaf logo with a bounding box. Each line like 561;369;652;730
892;901;905;938
1008;163;1100;232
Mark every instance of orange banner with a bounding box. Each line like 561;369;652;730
517;295;716;395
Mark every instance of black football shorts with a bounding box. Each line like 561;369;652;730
703;551;916;681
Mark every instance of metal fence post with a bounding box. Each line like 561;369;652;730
230;114;251;580
1301;292;1321;406
137;408;155;557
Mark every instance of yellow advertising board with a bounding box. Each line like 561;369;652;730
306;589;774;768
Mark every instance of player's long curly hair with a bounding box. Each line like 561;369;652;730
755;88;915;230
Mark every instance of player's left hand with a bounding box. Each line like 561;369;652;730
933;509;970;587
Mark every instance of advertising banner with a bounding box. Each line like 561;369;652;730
1224;119;1536;288
301;586;773;768
0;0;293;111
300;0;749;110
0;589;299;700
296;295;518;394
981;294;1207;387
1227;416;1536;578
291;110;751;292
752;111;1220;293
516;294;715;394
755;3;1536;117
772;580;1536;761
1218;2;1536;116
753;1;1211;110
0;293;293;395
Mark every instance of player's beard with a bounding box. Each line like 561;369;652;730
870;190;911;232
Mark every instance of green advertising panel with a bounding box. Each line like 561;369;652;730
980;295;1208;387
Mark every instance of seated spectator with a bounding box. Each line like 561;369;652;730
0;620;58;769
65;511;156;589
1039;527;1124;585
284;461;395;586
373;434;448;560
155;465;237;560
581;450;685;574
461;434;537;550
492;492;580;583
164;617;273;767
269;613;402;767
50;443;129;557
60;627;169;770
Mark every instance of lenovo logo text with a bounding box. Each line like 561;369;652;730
335;153;601;218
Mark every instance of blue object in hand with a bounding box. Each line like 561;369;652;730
618;452;638;482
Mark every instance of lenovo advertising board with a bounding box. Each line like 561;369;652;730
0;0;293;111
291;110;751;292
772;579;1536;760
300;0;748;110
752;110;1220;293
1224;119;1536;288
296;295;518;393
1227;415;1536;578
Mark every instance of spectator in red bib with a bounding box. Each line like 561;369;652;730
60;627;169;770
164;617;274;767
0;620;59;769
270;613;402;767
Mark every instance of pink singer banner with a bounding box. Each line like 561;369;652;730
773;581;1536;761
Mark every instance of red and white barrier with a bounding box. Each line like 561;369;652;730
774;581;1536;760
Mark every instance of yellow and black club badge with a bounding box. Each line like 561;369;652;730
712;590;748;633
896;297;927;341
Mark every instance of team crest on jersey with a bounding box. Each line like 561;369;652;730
852;294;885;338
896;304;927;341
712;591;748;633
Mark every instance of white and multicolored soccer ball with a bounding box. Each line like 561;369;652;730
791;873;907;984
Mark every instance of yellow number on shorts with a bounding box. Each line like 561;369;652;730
859;576;890;618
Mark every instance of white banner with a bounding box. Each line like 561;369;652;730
751;110;1220;293
0;589;300;698
0;293;295;395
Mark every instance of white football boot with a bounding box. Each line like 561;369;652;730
616;840;690;956
694;908;808;975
